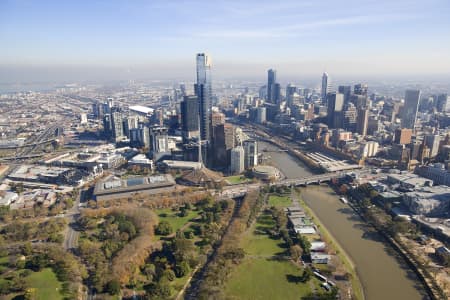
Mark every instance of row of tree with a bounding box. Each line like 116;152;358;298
197;190;264;299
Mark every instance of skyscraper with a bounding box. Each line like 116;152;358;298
436;93;449;112
401;90;421;130
149;126;169;161
195;53;212;142
354;83;368;96
338;85;352;105
111;111;125;142
356;107;369;136
321;72;330;105
267;69;277;103
327;92;344;128
180;95;199;140
424;134;441;157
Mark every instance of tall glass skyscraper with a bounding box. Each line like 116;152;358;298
401;89;421;130
267;69;277;103
321;72;330;105
195;53;212;142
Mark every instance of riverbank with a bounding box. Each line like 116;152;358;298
259;139;427;300
294;189;365;300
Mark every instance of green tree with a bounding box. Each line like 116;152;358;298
155;221;173;236
175;261;191;278
106;279;121;295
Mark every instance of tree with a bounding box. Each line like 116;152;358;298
175;261;190;278
24;287;36;300
290;245;302;262
155;221;173;236
106;279;120;295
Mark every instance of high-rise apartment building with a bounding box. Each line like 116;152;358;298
401;90;421;130
230;146;245;174
267;69;277;103
195;53;212;142
321;72;330;104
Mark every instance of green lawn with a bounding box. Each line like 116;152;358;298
26;268;63;300
225;212;315;300
241;214;286;256
225;175;249;184
155;208;200;233
226;259;314;300
268;195;292;207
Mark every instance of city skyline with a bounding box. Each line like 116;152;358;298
1;0;450;83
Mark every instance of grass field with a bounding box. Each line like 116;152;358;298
26;268;63;300
225;175;249;184
226;212;315;300
268;194;292;207
241;213;286;256
155;208;200;233
226;259;314;300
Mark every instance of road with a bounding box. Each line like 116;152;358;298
62;188;84;250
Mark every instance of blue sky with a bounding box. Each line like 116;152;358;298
1;0;450;80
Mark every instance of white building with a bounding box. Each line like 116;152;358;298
243;139;258;169
256;107;266;124
230;146;245;174
360;141;379;158
424;134;441;157
80;113;88;124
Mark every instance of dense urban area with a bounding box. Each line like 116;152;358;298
0;53;449;300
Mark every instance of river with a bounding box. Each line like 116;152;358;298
259;141;428;300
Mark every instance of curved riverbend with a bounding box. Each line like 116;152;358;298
260;141;427;300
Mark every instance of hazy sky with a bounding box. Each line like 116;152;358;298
1;0;450;82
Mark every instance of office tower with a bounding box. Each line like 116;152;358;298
212;123;235;169
230;146;245;174
180;95;200;140
272;83;281;104
401;90;421;130
180;83;186;96
394;128;412;145
436;93;449;112
338;85;352;105
103;114;112;138
196;53;212;142
243;139;258;169
354;83;368;96
111;111;125;142
321;72;330;104
356;107;369;136
343;103;357;132
327;92;344;129
267;69;277;103
149;126;169;161
424;134;441;157
256;107;266;123
92;102;98;118
286;84;297;99
367;116;382;135
213;124;228;168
